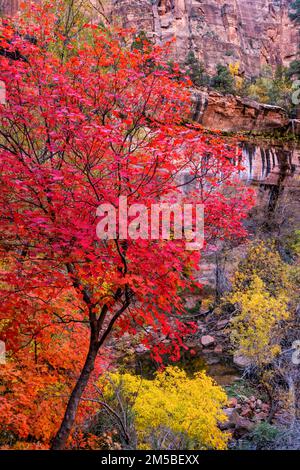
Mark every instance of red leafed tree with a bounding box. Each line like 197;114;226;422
0;1;254;449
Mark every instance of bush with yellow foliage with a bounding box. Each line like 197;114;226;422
228;61;244;92
228;275;289;365
245;66;293;111
101;366;229;450
232;242;291;297
227;242;291;366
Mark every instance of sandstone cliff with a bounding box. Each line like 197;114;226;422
111;0;298;77
2;2;298;77
1;0;299;135
191;88;291;132
0;0;19;16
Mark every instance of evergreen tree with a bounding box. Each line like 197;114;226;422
184;51;209;87
290;0;300;23
211;64;235;94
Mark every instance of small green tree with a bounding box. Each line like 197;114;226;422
287;60;300;80
289;1;300;80
289;0;300;23
246;66;294;112
211;64;235;94
184;51;209;87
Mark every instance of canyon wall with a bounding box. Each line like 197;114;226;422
111;0;298;77
1;1;299;134
0;0;19;16
1;1;298;77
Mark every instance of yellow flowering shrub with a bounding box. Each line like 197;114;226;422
103;366;229;450
225;242;293;365
229;275;289;365
232;242;291;297
229;61;244;91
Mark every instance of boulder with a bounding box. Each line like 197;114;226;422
233;354;252;369
216;319;230;330
228;397;238;408
240;406;252;418
220;408;239;430
206;356;220;365
192;90;290;133
214;344;223;354
234;416;255;435
201;335;215;347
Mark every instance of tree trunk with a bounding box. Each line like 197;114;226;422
51;341;98;450
215;252;228;303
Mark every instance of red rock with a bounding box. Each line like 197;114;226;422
233;354;252;368
110;0;297;79
254;412;268;421
214;344;223;354
240;407;252;417
228;397;238;408
234;417;255;433
202;348;211;354
0;1;21;16
220;408;239;430
201;335;215;347
223;407;237;419
192;90;289;134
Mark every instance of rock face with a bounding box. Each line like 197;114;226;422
2;1;298;78
241;142;300;187
0;0;19;16
111;0;298;77
2;1;299;136
191;88;290;132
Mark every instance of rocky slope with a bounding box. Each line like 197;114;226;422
110;0;298;77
